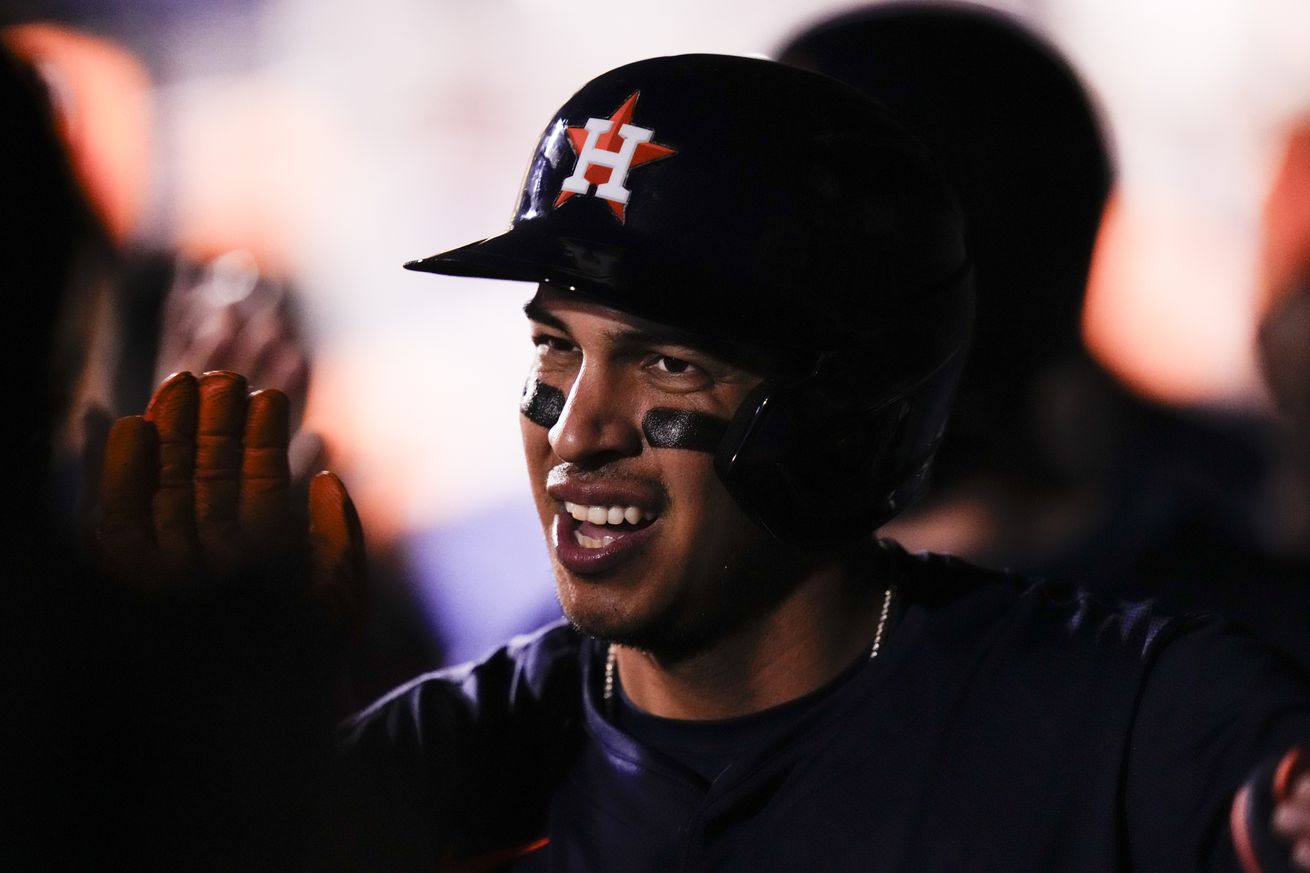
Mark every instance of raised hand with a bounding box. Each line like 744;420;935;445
95;370;365;636
1273;749;1310;871
1234;746;1310;873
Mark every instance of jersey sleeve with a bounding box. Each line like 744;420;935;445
1127;617;1310;872
329;622;585;871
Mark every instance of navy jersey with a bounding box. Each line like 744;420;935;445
336;548;1310;872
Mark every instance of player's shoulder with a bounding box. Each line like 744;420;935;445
339;619;586;757
329;622;587;867
882;538;1190;667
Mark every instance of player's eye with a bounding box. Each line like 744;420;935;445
533;334;576;354
643;353;712;391
653;355;694;375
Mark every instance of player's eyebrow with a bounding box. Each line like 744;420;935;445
604;324;708;352
526;295;712;348
523;293;774;374
607;323;781;375
523;297;568;332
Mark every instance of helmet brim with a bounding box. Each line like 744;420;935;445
404;218;764;344
404;219;625;293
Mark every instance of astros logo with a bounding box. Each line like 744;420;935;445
555;92;677;222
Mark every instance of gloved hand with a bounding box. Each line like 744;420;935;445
95;369;365;639
1234;746;1310;873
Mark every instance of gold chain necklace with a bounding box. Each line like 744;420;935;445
603;585;896;705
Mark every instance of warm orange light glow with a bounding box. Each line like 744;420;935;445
1083;189;1261;407
1261;118;1310;311
3;22;153;244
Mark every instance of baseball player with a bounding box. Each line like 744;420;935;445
101;54;1310;872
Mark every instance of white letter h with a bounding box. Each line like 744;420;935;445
560;118;654;206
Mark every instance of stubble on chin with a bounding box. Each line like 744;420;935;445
551;541;805;663
550;568;650;648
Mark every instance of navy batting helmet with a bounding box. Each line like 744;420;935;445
407;54;972;540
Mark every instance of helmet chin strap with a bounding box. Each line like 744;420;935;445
519;376;729;454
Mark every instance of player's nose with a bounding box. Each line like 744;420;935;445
548;362;642;466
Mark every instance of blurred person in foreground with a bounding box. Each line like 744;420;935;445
1258;110;1310;870
1;23;322;530
101;52;1310;872
4;21;435;707
0;41;364;872
1259;117;1310;554
779;2;1310;673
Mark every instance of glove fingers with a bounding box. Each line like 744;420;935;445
144;372;200;575
96;415;159;582
308;471;367;640
240;389;292;549
1276;748;1308;802
195;370;248;572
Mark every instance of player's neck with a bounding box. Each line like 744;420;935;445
614;541;893;721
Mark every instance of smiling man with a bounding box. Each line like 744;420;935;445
312;54;1310;873
93;53;1310;872
517;284;906;718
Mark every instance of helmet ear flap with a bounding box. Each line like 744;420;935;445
715;380;794;540
716;375;914;542
715;334;970;544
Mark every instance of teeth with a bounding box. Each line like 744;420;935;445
574;530;614;549
564;501;657;527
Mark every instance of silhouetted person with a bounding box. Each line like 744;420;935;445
0;44;363;872
778;2;1310;671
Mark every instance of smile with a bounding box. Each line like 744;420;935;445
564;501;657;547
549;497;661;575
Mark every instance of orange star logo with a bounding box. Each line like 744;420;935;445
554;91;677;222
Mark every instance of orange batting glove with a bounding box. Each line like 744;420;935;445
1234;746;1310;873
95;370;366;639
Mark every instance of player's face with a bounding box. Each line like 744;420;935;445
521;286;785;657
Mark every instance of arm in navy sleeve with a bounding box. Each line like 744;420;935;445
1126;618;1310;872
329;623;584;872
